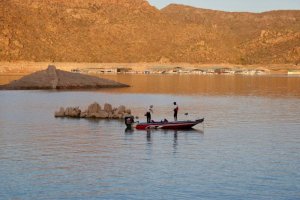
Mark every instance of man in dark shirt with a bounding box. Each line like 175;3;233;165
145;105;153;123
173;102;178;121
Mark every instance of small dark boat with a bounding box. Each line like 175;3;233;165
135;118;204;130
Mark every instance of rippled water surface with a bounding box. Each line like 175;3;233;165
1;75;300;200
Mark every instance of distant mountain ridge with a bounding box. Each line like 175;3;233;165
0;0;299;64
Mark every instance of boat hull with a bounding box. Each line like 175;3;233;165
135;119;204;130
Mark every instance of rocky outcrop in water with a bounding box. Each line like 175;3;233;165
55;102;132;119
0;65;129;90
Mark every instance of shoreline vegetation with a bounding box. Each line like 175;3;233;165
0;62;300;76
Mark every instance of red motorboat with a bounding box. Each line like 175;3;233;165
134;118;204;130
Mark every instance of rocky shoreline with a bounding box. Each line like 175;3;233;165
55;102;132;120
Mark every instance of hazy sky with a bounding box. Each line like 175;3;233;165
148;0;300;12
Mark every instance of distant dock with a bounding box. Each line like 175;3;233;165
1;62;299;76
288;70;300;75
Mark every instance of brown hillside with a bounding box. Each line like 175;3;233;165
0;0;299;64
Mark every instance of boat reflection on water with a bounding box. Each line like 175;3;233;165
125;127;203;134
125;128;204;154
146;129;152;143
125;127;135;134
124;127;204;140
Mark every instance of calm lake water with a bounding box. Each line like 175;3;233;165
0;75;300;200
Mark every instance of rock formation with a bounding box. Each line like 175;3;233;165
55;102;132;120
104;103;113;113
0;65;129;90
64;107;81;118
0;0;299;64
55;107;65;118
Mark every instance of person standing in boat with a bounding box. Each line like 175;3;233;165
173;102;179;121
145;105;153;123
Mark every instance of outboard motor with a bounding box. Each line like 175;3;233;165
125;115;135;129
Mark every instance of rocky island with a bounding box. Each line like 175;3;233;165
55;102;132;120
0;65;129;90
